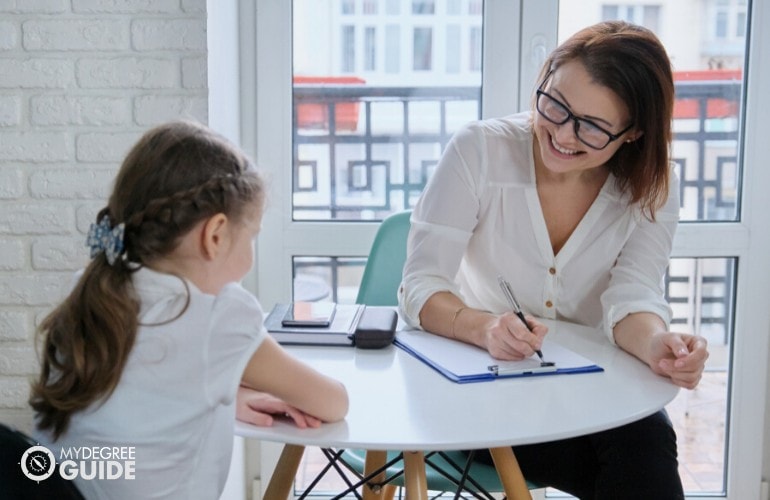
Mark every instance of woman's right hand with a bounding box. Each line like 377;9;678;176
483;313;549;361
417;292;549;361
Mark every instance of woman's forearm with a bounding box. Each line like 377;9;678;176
419;291;495;349
612;311;667;365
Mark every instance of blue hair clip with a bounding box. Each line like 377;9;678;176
86;215;125;265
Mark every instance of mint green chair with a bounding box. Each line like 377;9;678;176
355;209;412;306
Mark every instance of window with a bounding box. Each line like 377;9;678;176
385;24;400;73
736;12;746;37
470;26;482;71
412;0;435;15
716;11;728;37
708;0;748;44
341;25;355;72
363;0;377;15
601;4;661;32
413;27;433;70
364;26;376;70
446;24;460;73
250;2;770;498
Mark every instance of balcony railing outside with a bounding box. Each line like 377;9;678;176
293;84;481;220
293;79;741;221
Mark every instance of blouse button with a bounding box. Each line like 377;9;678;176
545;300;553;308
548;267;556;275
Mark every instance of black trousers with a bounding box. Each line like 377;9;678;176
472;410;684;500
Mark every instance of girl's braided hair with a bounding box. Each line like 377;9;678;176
30;121;266;439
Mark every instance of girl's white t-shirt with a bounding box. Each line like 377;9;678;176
37;267;265;500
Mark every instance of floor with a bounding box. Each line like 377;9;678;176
292;354;729;498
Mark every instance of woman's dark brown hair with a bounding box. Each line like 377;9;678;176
535;20;675;219
30;120;266;439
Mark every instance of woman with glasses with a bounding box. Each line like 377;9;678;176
398;20;709;498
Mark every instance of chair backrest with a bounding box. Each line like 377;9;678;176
356;210;412;306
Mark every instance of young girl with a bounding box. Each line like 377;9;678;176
29;120;349;499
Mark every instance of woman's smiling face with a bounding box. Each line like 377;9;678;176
533;60;636;178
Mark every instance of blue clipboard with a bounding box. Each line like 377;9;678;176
394;329;603;384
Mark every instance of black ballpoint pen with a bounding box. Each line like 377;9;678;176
497;275;553;366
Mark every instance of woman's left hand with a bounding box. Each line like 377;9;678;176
647;332;709;389
236;385;322;428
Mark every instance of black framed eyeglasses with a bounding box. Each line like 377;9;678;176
535;86;634;150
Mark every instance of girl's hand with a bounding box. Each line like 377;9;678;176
647;333;709;389
236;386;322;428
484;313;549;361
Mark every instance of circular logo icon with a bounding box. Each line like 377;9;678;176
20;445;56;482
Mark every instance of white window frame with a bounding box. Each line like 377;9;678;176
224;1;770;497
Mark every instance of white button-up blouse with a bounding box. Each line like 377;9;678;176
397;112;679;343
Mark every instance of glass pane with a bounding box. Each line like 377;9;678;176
292;256;365;304
412;27;433;70
665;257;734;494
364;27;376;71
562;0;747;222
412;0;435;15
292;0;483;221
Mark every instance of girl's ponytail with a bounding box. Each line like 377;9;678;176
30;238;139;440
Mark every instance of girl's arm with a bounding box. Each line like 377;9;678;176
240;336;349;423
236;385;322;428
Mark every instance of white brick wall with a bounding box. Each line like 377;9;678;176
0;0;208;432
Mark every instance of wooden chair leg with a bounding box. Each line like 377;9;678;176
402;451;428;500
381;484;397;500
363;450;391;500
488;447;532;500
263;444;305;500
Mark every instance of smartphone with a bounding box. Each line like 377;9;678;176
281;301;337;327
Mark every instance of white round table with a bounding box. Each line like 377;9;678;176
237;319;679;499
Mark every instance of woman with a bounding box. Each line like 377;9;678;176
398;21;708;498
